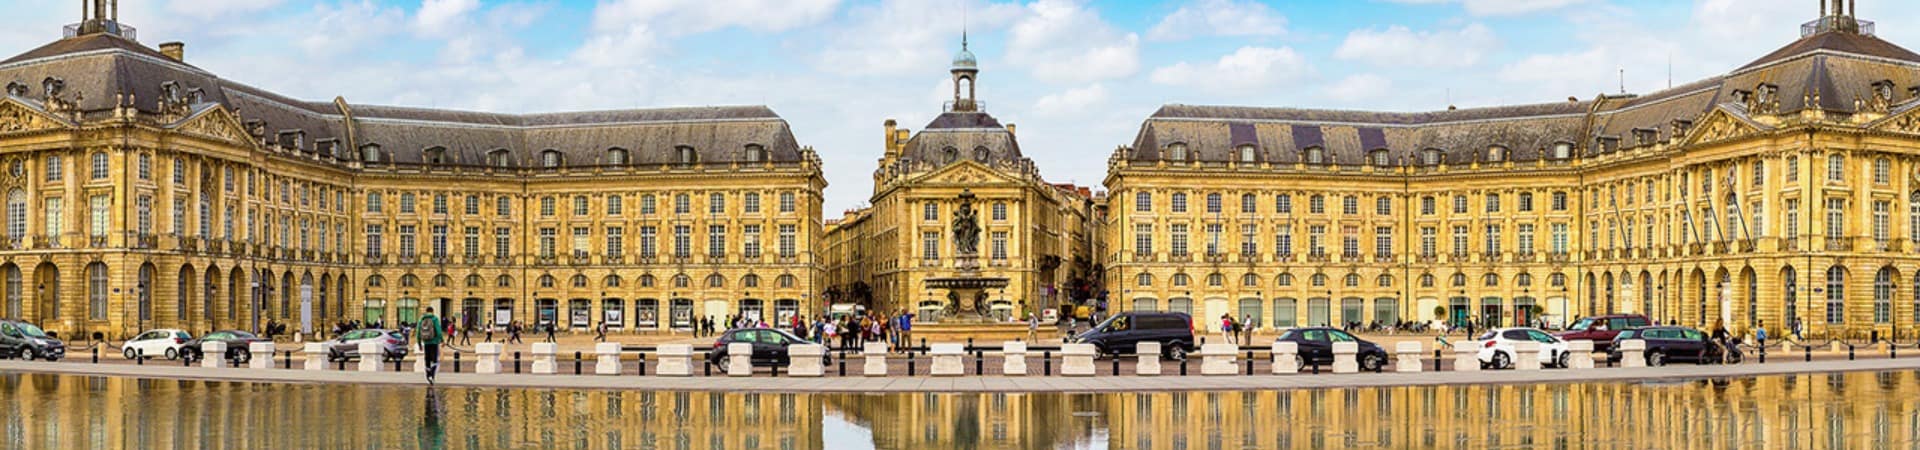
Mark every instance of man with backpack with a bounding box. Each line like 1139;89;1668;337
417;307;444;385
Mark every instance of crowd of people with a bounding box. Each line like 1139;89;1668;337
687;311;925;353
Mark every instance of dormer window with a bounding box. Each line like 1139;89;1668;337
973;146;990;162
487;149;512;167
540;150;562;168
1551;142;1573;160
745;145;766;163
1873;80;1896;103
1303;146;1325;165
1236;145;1257;163
316;139;340;159
1596;136;1620;153
1632;128;1658;146
1166;143;1188;161
1671;120;1693;138
942;147;958;164
675;146;698;165
1486;146;1506;163
360;144;383;162
1419;149;1444;166
424;146;447;165
276;130;304;150
1369;149;1392;167
606;147;629;165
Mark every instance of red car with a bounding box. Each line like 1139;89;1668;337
1555;314;1651;353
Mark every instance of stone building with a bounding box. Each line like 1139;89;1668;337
821;38;1097;321
1104;4;1920;339
0;6;825;338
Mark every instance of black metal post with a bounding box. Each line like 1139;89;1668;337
453;351;461;373
1804;345;1811;362
514;351;522;373
638;354;647;376
1432;349;1440;372
907;354;915;376
1759;346;1765;363
837;352;846;376
283;350;292;369
1113;355;1121;375
704;360;712;377
1245;351;1254;375
92;346;98;364
393;356;401;372
1848;344;1855;361
772;363;780;377
136;348;143;365
1179;358;1187;376
1043;351;1052;376
336;358;344;371
977;351;985;375
574;351;582;375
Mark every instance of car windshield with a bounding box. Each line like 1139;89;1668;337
1568;318;1595;330
1616;330;1637;340
17;322;46;337
1476;331;1497;341
174;331;191;339
1328;330;1357;342
229;331;258;340
1277;330;1300;341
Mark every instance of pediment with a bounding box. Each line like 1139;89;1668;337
1680;106;1766;147
0;98;73;135
912;160;1022;186
169;105;253;147
1871;102;1920;135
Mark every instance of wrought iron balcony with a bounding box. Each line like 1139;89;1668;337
1826;237;1853;251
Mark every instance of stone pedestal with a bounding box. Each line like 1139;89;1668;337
475;343;503;374
1271;341;1299;374
1394;341;1423;373
725;342;753;376
1619;339;1648;368
413;345;428;373
1331;342;1359;374
303;343;328;371
1061;343;1096;376
531;342;558;374
863;342;888;376
201;341;227;369
1781;341;1795;354
1453;341;1479;372
1001;341;1027;376
1566;340;1595;369
1831;341;1845;353
656;344;692;376
595;342;623;375
788;344;825;377
357;341;383;372
248;342;275;369
1513;341;1542;370
1200;343;1238;375
930;343;964;376
1135;342;1162;376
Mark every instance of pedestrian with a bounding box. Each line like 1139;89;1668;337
484;324;494;343
1755;320;1769;348
544;322;557;343
444;315;457;348
1221;314;1236;345
459;317;472;346
417;307;444;385
823;318;838;347
509;321;523;344
594;321;607;342
1026;313;1038;342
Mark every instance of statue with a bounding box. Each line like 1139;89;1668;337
952;190;981;256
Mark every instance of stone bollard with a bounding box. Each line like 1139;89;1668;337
725;342;753;376
248;342;275;369
1394;341;1423;373
1331;342;1359;374
656;344;693;376
303;343;329;371
413;345;429;373
1200;343;1238;375
357;341;383;372
1271;341;1299;374
863;342;889;376
1619;339;1648;368
531;343;558;374
929;343;964;376
1061;343;1097;376
1830;341;1844;354
595;343;623;375
1453;341;1480;372
1135;342;1162;376
201;341;227;369
1002;341;1028;376
1513;341;1542;370
1566;340;1595;369
787;344;825;377
475;343;503;374
1781;341;1795;354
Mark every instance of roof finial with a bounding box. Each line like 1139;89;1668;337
961;1;969;51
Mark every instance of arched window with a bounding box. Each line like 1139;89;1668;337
538;274;555;288
360;144;383;162
570;274;588;287
464;274;482;287
496;275;512;287
604;275;622;287
1551;142;1572;160
672;274;690;288
1310;274;1327;287
367;275;384;287
1237;145;1257;163
639;274;656;287
1369;149;1392;167
1171;273;1190;286
1516;273;1533;287
1276;273;1294;286
1304;146;1325;165
424;146;447;165
1549;273;1566;287
1241;273;1259;287
777;274;795;288
1420;149;1444;166
87;262;107;320
1136;273;1153;286
488;149;512;167
1167;143;1188;161
973;146;991;162
942;147;958;164
1206;273;1224;287
1451;273;1467;287
1486;146;1506;163
540;150;562;168
1418;274;1434;287
677;147;698;165
741;274;760;288
1376;274;1393;287
1484;273;1500;287
1343;274;1359;287
432;274;450;287
606;147;629;165
744;144;766;163
706;274;726;287
1826;266;1846;324
400;274;418;287
1875;267;1895;324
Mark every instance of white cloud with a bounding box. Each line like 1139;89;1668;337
1335;23;1499;68
1323;74;1394;102
814;0;1024;76
1147;0;1287;41
589;0;841;36
1031;84;1108;116
295;1;408;57
1150;46;1309;92
163;0;287;19
415;0;480;35
1380;0;1587;16
1005;0;1140;84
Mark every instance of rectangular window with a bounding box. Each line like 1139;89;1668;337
707;225;726;257
399;194;415;214
1452;225;1469;255
463;227;480;258
922;231;940;260
432;194;447;215
779;192;796;213
398;225;416;256
1134;224;1153;254
742;225;761;258
1308;196;1323;214
1826;198;1846;239
574;196;589;216
494;227;511;259
1420;227;1436;257
1204;223;1222;254
1341;196;1357;215
1275;225;1292;255
1170;224;1189;256
708;193;725;215
1551;192;1567;211
1518;193;1533;212
991;231;1008;260
673;225;691;257
1420;197;1434;215
1207;194;1222;214
367;193;383;213
1452;196;1467;214
45;156;62;182
1374;226;1392;257
430;225;448;258
1517;224;1535;254
1485;194;1501;213
1873;200;1889;247
1484;224;1503;255
169;198;183;235
1275;194;1292;214
640;195;656;215
1307;225;1325;255
1551;223;1569;253
222;206;233;240
171;158;183;185
365;225;383;257
1751;202;1765;238
1341;225;1358;257
1240;224;1257;255
1173;194;1189;213
134;196;150;236
1375;197;1390;215
778;224;796;258
540;197;555;216
743;194;759;214
88;195;108;237
992;202;1007;221
497;196;512;217
572;227;590;257
538;227;556;257
924;203;939;221
607;227;624;258
1784;199;1799;239
674;195;690;214
638;226;657;257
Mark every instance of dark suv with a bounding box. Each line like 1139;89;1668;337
706;328;810;370
1606;326;1726;366
1073;312;1196;360
0;319;64;361
1556;314;1651;352
1274;327;1389;371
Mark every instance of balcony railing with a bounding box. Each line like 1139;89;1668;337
397;254;418;264
606;254;626;265
1737;239;1756;253
1374;254;1396;263
1340;253;1363;263
1274;253;1294;263
1448;254;1470;263
1305;252;1329;263
431;254;450;265
1546;252;1570;263
1204;252;1227;263
366;254;386;265
535;255;558;265
495;255;515;265
1416;254;1438;264
1826;237;1853;251
1513;252;1536;263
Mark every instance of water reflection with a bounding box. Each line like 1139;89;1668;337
2;371;1919;449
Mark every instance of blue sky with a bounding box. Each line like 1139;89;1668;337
3;0;1915;212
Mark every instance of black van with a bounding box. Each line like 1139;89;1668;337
1073;312;1195;360
0;319;65;361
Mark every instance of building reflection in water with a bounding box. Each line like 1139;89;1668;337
2;371;1918;449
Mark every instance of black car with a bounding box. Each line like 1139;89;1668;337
705;328;811;370
1606;326;1727;366
0;319;64;361
1073;311;1196;360
1274;327;1390;371
180;330;268;364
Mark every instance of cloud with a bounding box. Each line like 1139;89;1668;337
578;0;842;67
415;0;480;35
1150;46;1309;92
295;1;408;57
1323;74;1394;102
1379;0;1587;16
1031;84;1108;116
814;0;1024;76
1335;23;1499;68
1147;0;1287;41
1005;0;1140;83
163;0;288;19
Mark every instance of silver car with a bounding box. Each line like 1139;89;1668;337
324;329;410;362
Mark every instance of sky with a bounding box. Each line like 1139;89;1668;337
3;0;1917;214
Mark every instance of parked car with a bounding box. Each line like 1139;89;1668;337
121;329;192;360
706;328;810;371
1556;314;1652;352
1475;327;1570;369
0;319;64;361
1072;311;1196;360
324;328;410;362
1606;326;1728;366
180;330;267;364
1273;327;1389;371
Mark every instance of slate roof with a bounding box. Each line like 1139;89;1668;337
900;111;1024;165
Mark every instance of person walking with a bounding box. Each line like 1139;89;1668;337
544;322;557;343
509;321;523;344
417;307;444;385
1026;313;1038;342
484;323;494;343
458;317;473;346
594;321;607;342
1755;320;1769;349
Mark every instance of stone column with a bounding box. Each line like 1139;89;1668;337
930;343;964;376
1200;343;1238;375
303;342;328;371
655;344;692;376
1619;339;1647;368
1271;341;1298;374
1453;341;1479;372
1002;341;1027;376
725;342;753;376
1394;341;1423;373
595;342;623;375
530;342;558;374
357;341;382;372
1565;340;1595;369
863;342;888;376
1513;341;1542;370
201;341;226;369
475;343;502;374
248;341;274;369
1060;343;1096;376
1135;342;1161;376
787;344;825;377
1331;342;1358;374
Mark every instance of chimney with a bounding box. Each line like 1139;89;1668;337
159;42;184;62
883;119;899;157
1006;123;1016;136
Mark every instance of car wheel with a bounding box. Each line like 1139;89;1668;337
1360;353;1385;372
1556;352;1571;369
123;348;137;360
1294;355;1306;369
165;348;179;360
22;347;36;361
1167;344;1188;361
1648;351;1665;367
1492;351;1512;370
236;349;252;364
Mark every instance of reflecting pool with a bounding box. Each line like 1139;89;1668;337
4;371;1920;449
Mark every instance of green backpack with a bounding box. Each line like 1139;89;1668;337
416;316;441;343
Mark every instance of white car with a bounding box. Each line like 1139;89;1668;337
1475;327;1570;369
122;329;192;360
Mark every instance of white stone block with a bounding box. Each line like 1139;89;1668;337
1331;342;1359;374
1061;343;1097;376
1135;342;1161;376
1830;341;1845;353
357;341;383;372
531;342;559;375
1200;343;1238;376
475;343;503;374
1565;340;1595;369
725;342;753;376
595;342;623;375
1394;341;1424;373
1001;341;1027;376
1619;339;1647;368
201;341;227;369
303;343;328;371
787;344;825;377
1271;341;1299;374
1452;341;1479;372
248;342;275;369
863;342;889;376
414;345;428;373
929;343;964;376
1513;341;1542;370
655;344;692;376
